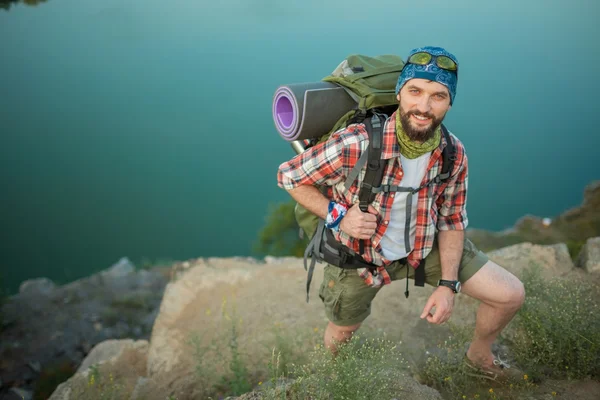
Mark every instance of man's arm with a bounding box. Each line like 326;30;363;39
288;185;329;220
420;228;464;324
436;144;469;282
438;229;464;281
278;126;378;239
420;142;469;324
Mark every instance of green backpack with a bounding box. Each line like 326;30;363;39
294;54;406;241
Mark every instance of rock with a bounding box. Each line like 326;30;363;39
77;339;148;374
130;377;149;400
102;257;135;279
576;237;600;274
49;339;149;400
263;256;300;265
18;278;56;296
487;242;574;279
47;384;71;400
26;361;41;373
10;388;33;400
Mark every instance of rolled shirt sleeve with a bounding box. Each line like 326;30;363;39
277;128;364;191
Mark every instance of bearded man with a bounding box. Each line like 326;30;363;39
277;46;525;382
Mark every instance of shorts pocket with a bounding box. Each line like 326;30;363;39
319;266;345;321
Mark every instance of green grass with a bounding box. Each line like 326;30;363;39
417;266;600;399
509;267;600;380
417;324;536;400
265;335;409;400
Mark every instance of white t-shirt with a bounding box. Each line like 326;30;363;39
379;152;431;261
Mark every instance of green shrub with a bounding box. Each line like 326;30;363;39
189;299;252;398
254;200;308;257
511;267;600;379
565;240;586;260
418;324;537;400
263;335;408;400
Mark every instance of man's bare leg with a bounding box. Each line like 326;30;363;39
324;322;362;355
461;261;526;367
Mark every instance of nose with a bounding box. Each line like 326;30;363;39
415;95;432;113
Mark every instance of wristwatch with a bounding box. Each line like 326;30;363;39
437;279;461;293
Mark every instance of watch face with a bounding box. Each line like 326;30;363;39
455;281;462;293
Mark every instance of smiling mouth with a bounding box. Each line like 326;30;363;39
411;114;432;124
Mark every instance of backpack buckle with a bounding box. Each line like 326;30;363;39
353;109;367;123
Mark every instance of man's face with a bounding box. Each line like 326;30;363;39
397;78;452;142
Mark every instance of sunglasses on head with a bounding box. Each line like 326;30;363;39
406;51;458;74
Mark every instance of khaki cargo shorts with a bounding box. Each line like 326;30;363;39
318;236;489;326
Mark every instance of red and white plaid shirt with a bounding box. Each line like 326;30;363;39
277;111;469;287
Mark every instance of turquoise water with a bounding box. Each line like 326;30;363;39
1;0;599;294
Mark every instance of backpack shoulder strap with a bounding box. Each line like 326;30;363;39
439;124;457;182
356;113;387;255
357;113;387;212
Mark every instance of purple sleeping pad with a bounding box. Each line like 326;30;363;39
272;82;357;142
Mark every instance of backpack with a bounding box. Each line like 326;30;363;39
285;54;458;301
294;54;407;240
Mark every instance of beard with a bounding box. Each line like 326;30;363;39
398;104;446;142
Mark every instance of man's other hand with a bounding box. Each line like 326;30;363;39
420;286;455;324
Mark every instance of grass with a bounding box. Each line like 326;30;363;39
417;324;537;400
86;364;124;400
417;266;600;399
263;335;409;400
509;267;600;380
188;298;254;398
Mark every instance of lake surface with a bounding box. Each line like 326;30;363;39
1;0;599;293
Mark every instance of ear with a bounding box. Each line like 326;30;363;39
396;93;401;102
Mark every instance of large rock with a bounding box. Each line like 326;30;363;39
486;242;575;279
576;237;600;274
18;278;56;296
49;339;149;400
46;241;600;399
1;260;169;400
77;339;148;374
143;256;445;400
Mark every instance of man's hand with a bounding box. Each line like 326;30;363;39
420;286;455;324
339;204;378;239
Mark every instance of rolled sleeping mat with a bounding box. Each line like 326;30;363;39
272;82;357;142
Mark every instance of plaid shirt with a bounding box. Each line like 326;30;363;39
277;111;469;287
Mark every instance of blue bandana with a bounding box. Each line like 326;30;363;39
395;46;459;104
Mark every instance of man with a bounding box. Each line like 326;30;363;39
277;46;525;381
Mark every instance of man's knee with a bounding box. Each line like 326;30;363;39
326;321;361;341
462;260;526;311
496;270;526;311
510;278;526;311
